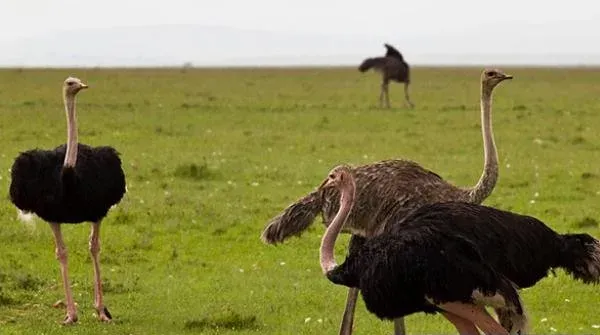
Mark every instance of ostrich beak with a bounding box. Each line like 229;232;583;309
318;178;330;190
502;74;513;80
80;83;89;89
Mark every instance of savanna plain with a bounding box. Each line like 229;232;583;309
0;67;599;335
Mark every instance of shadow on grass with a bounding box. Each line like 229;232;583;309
0;271;45;306
184;311;259;331
581;172;597;180
102;276;140;294
174;162;218;181
573;217;599;229
0;288;16;306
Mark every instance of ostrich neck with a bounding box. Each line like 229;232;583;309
63;94;78;168
320;183;355;274
467;86;498;203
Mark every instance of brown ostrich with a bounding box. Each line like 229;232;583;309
358;43;414;108
261;69;513;335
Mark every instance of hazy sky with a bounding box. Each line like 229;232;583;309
2;0;600;66
3;0;599;41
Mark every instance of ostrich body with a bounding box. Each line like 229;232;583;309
358;43;414;108
9;77;126;324
319;166;527;335
262;69;512;335
389;201;600;329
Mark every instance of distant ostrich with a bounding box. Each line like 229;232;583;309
9;77;126;324
262;69;512;335
387;201;600;330
358;43;414;108
318;166;527;335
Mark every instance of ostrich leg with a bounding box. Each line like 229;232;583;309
383;82;391;108
404;83;414;108
439;302;508;335
495;307;527;334
49;223;78;324
442;312;481;335
90;221;112;321
393;317;406;335
339;288;359;335
379;82;386;108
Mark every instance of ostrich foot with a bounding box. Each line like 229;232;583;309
62;313;78;325
97;306;112;322
53;300;65;308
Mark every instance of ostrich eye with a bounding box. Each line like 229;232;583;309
329;174;335;179
487;71;496;77
67;81;75;86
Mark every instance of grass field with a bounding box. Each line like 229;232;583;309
1;67;600;334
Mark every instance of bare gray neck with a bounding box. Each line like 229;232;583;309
319;184;355;274
63;94;78;168
467;86;498;203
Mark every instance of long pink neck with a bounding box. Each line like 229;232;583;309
63;93;78;168
319;181;356;274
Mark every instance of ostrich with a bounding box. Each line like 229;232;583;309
319;165;527;335
387;201;600;330
262;69;512;335
358;43;414;108
9;77;126;324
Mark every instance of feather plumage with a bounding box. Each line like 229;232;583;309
10;143;126;223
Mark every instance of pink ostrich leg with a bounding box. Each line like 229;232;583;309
49;223;78;324
90;221;112;321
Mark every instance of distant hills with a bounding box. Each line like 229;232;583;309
2;24;599;67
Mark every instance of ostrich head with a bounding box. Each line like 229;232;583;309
63;77;88;96
481;69;512;90
318;164;355;191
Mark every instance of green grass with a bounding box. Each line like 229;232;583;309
0;67;600;334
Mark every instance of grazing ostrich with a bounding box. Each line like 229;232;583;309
319;166;527;335
358;43;414;108
388;201;600;330
9;77;126;324
262;69;512;335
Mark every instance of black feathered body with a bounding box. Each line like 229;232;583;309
391;202;600;287
327;224;522;320
358;57;410;84
10;143;126;223
384;43;405;61
358;43;410;83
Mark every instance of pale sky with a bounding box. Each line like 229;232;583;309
2;0;600;66
3;0;599;41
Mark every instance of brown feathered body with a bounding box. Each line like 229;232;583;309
321;160;470;236
262;159;492;243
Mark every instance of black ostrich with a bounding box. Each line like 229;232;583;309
358;43;414;108
9;77;126;324
319;165;527;335
388;201;600;330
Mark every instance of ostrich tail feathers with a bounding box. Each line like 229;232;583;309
261;191;322;244
17;209;35;224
